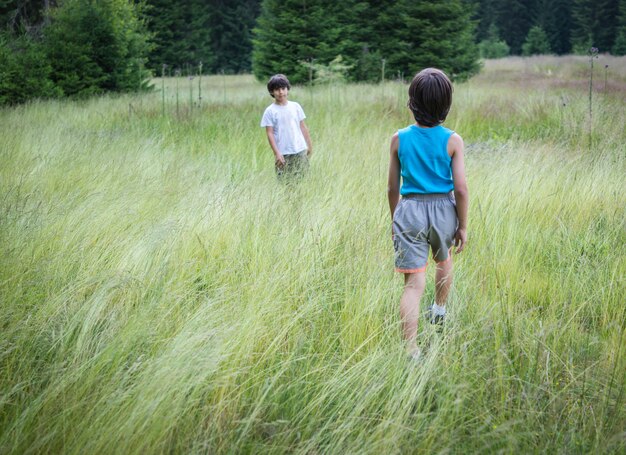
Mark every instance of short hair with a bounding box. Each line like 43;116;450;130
267;74;291;97
407;68;453;127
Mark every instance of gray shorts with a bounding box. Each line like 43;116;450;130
276;150;309;179
392;193;458;273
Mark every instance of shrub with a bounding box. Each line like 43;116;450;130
478;24;510;59
612;30;626;55
0;33;60;105
522;26;552;56
300;55;353;85
44;0;152;98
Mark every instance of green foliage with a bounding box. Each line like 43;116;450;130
474;0;622;56
352;46;384;83
492;0;537;54
571;0;620;53
478;24;510;58
381;0;480;81
300;55;353;84
144;0;214;74
143;0;261;74
536;0;573;54
0;32;59;105
522;26;552;55
613;0;626;54
473;0;499;42
613;30;626;55
208;0;261;73
572;35;594;55
252;0;360;84
253;0;479;83
44;0;152;97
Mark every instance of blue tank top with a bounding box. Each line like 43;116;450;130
398;124;454;195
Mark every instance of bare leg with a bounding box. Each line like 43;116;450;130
435;257;453;306
400;272;426;351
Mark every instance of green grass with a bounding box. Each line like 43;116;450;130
1;56;625;453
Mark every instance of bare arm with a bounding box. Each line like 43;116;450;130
300;120;313;157
265;126;285;167
387;133;401;220
448;133;468;252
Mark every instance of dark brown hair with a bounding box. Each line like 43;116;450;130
267;74;291;97
407;68;453;127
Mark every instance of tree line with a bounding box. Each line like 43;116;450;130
1;0;625;105
474;0;626;58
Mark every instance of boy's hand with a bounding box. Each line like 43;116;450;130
275;153;285;168
454;228;467;253
306;148;312;157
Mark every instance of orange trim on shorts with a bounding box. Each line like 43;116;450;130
396;265;427;273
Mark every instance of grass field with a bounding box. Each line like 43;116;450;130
1;55;625;453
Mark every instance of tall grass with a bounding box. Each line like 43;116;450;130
1;56;625;453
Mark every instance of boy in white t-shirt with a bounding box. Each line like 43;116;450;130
260;74;313;178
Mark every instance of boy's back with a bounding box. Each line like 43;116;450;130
397;124;455;195
386;68;468;360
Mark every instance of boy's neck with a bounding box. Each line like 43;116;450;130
274;99;288;106
415;122;436;129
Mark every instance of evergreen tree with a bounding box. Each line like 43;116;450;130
45;0;151;97
522;25;551;55
144;0;213;74
252;0;360;84
571;0;619;53
536;0;572;54
495;0;536;54
478;23;510;58
350;1;385;82
473;0;500;42
253;0;479;83
0;31;59;104
208;0;261;73
378;0;479;81
612;0;626;54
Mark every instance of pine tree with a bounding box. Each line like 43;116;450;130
144;0;213;74
45;0;151;96
252;0;360;84
494;0;536;54
253;0;479;83
0;31;59;105
536;0;573;54
378;0;480;81
571;0;619;53
208;0;261;73
522;25;551;55
478;23;510;59
612;0;626;54
473;0;500;42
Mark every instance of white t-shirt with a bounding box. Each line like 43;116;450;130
260;101;307;155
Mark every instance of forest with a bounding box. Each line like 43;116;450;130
1;0;626;104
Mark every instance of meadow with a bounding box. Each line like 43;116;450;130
1;55;625;453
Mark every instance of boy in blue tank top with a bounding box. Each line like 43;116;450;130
387;68;469;359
